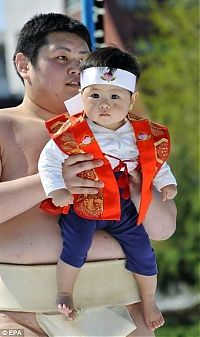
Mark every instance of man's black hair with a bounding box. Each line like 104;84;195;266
13;13;92;82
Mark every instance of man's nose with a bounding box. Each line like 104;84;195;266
68;60;80;75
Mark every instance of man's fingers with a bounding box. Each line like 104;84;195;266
69;187;100;195
64;159;103;176
69;176;104;188
65;175;104;194
74;159;103;174
64;153;94;166
63;154;104;194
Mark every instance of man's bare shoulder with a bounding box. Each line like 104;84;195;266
0;106;26;136
0;106;21;121
0;107;19;138
0;106;20;115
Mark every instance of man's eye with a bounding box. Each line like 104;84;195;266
57;56;68;61
91;93;99;98
111;94;119;99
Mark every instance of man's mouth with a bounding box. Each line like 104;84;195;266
66;81;80;87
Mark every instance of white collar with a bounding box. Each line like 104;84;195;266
86;117;132;134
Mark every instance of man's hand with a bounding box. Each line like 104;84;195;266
63;154;104;195
50;189;74;207
160;184;177;201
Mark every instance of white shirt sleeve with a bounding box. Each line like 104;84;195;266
153;162;177;191
38;139;69;197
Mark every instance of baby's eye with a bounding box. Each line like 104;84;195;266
91;93;99;98
111;94;120;99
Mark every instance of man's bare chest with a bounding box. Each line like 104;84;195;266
1;119;50;180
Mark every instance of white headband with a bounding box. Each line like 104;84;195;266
64;67;136;116
80;67;136;92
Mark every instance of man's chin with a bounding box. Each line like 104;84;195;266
65;86;79;100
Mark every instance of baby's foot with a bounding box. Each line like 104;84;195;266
56;292;75;320
143;299;165;331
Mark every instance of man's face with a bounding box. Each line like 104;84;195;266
27;32;90;114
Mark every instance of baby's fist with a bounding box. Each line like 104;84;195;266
161;184;177;201
51;189;74;207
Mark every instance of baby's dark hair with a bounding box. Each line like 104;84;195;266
80;46;141;81
13;13;92;82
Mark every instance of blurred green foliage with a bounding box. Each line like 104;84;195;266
156;306;200;337
156;322;200;337
134;0;199;290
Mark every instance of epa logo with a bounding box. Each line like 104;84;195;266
0;330;24;336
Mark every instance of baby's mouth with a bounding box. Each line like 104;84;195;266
99;113;111;116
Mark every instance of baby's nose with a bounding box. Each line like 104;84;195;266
100;102;110;109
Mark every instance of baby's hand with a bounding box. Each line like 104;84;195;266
51;189;74;207
160;184;177;201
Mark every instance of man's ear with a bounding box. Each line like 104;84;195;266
15;53;30;79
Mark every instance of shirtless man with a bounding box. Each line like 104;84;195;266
0;13;176;337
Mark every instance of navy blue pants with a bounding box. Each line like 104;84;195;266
59;192;157;276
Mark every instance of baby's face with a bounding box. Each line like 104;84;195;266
81;84;132;130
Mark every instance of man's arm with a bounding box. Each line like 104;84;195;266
0;153;104;224
131;181;177;241
0;173;46;224
0;118;48;223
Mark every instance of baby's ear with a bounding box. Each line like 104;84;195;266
129;92;139;114
131;91;139;104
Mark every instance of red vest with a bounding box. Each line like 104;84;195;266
40;112;170;224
